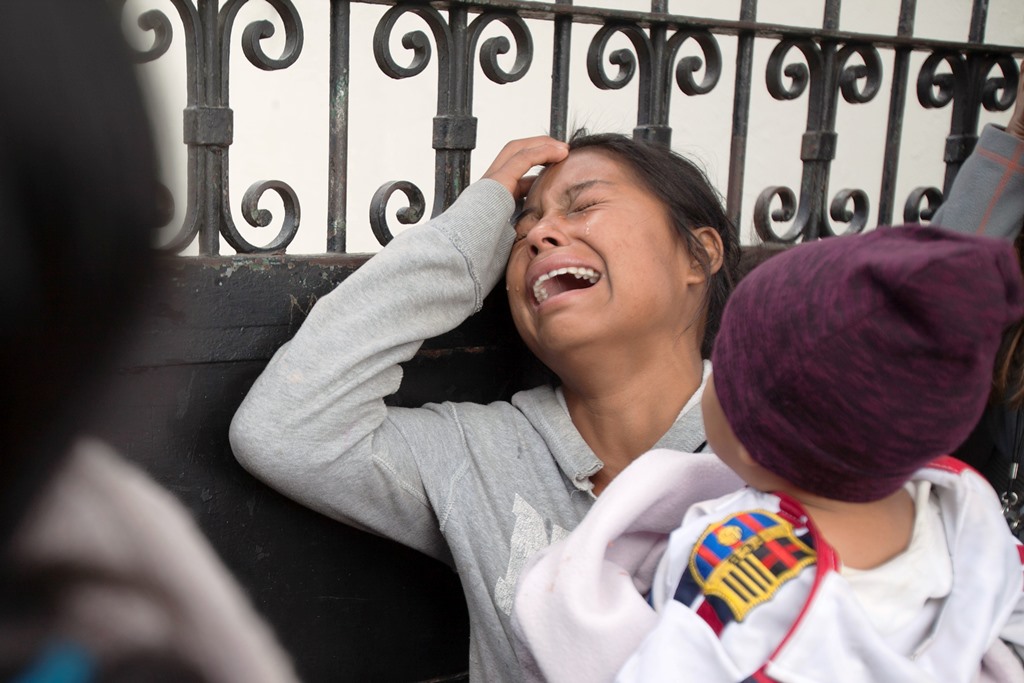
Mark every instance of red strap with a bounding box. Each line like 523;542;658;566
749;668;781;683
928;455;972;475
759;494;840;668
695;599;725;636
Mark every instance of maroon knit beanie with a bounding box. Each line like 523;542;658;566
711;225;1024;502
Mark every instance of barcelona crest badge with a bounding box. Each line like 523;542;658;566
685;510;816;623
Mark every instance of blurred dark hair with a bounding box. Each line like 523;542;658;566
0;0;162;548
567;132;740;358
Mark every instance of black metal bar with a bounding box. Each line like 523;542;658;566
635;16;670;145
549;0;572;140
200;0;220;256
939;0;992;194
822;0;840;31
328;0;351;253
434;6;472;215
788;3;842;241
803;42;835;241
969;0;989;43
877;0;916;226
725;0;757;229
941;69;978;196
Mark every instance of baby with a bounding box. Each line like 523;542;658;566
514;226;1024;682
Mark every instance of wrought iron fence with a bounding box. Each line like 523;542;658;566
121;0;1023;256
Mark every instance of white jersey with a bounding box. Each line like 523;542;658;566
621;457;1024;683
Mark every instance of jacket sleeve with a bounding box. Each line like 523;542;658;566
931;124;1024;240
229;179;516;564
997;553;1024;665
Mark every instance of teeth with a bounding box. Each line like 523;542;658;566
531;267;600;303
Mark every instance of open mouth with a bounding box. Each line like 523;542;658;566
532;267;601;304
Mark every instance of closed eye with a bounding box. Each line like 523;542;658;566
511;206;538;242
568;202;597;216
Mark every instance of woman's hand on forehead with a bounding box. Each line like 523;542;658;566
482;136;569;200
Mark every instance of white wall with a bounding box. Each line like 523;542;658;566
124;0;1024;255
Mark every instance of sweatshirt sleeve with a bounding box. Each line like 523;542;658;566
930;124;1024;240
229;179;516;564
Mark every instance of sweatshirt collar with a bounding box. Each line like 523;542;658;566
512;361;712;496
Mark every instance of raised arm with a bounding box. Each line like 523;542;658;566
229;137;566;561
931;74;1024;239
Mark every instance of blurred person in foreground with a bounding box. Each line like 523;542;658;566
0;1;298;681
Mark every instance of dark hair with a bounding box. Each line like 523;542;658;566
567;132;740;358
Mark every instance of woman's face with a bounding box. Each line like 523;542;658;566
505;148;708;370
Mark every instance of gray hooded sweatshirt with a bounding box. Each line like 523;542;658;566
230;177;719;680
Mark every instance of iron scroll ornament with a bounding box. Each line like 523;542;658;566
369;181;426;247
370;5;532;245
904;52;1019;223
586;23;721;95
586;22;721;144
223;180;302;254
903;187;944;224
754;39;883;243
118;0;303;254
373;5;531;86
916;51;1018;112
753;187;871;244
123;4;174;63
